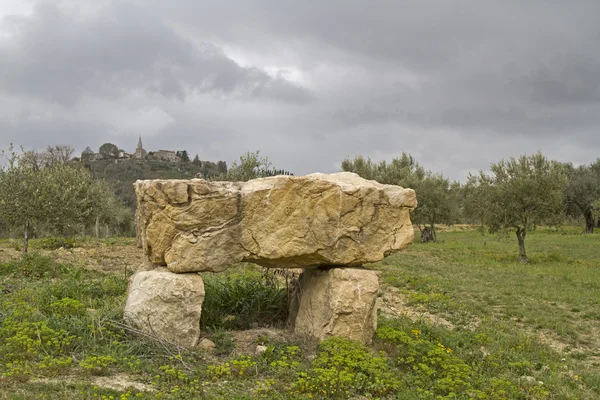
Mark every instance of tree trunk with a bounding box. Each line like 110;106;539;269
516;228;528;263
95;216;100;239
431;222;437;242
421;226;435;243
584;212;594;234
23;221;29;254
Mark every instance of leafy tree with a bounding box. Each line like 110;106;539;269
192;154;201;166
341;153;459;241
99;143;119;159
341;155;377;180
81;146;94;160
44;145;74;166
463;152;566;263
411;174;460;242
562;161;600;234
217;161;228;174
0;145;110;252
19;145;75;170
180;150;190;163
19;150;46;171
216;151;272;182
593;199;600;228
199;161;217;179
87;180;134;237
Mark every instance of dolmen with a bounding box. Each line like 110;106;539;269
124;172;416;347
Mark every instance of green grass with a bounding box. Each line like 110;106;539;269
379;227;600;398
0;228;598;399
380;228;600;349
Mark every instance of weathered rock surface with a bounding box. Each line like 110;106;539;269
123;269;205;348
291;267;380;344
135;172;416;273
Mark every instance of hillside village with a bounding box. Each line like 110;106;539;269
80;137;184;163
77;138;229;209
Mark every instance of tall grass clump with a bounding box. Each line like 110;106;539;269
200;269;288;330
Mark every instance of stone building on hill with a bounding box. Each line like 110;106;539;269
152;150;180;162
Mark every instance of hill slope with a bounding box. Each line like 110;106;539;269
84;159;225;208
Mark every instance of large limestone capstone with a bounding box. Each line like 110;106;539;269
291;267;380;344
135;172;416;273
123;269;205;348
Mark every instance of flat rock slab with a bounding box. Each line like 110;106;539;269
123;269;205;348
135;172;416;273
291;267;381;344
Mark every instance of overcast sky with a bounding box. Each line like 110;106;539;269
1;0;599;181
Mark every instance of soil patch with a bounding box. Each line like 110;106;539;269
0;241;147;274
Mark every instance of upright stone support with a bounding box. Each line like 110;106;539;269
123;269;205;348
291;267;381;345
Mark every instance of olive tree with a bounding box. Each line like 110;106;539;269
563;159;600;234
341;153;459;242
463;152;566;263
594;199;600;228
0;146;111;252
411;174;460;242
340;155;382;181
87;180;135;237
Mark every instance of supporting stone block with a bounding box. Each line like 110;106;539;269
123;269;205;348
291;267;380;344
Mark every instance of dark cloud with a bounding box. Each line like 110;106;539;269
0;2;312;105
1;0;599;180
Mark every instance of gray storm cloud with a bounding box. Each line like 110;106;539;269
1;0;599;180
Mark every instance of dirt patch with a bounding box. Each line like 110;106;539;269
228;328;318;357
52;244;147;275
537;329;571;353
412;224;477;234
0;245;22;264
92;374;154;392
0;241;147;274
492;302;600;368
378;285;455;329
520;325;600;368
34;374;154;393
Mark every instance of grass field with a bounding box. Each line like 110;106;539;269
0;227;598;399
